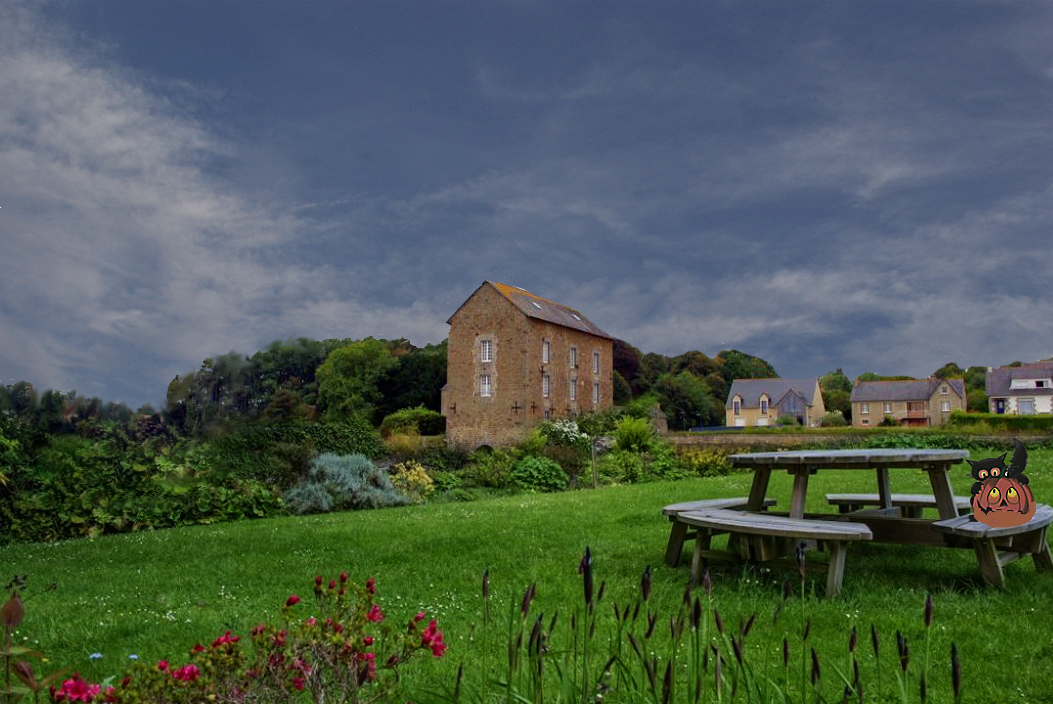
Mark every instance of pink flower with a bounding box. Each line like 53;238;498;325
172;664;201;682
306;617;317;626
366;604;384;622
366;578;376;594
363;636;374;646
251;624;266;637
192;644;205;653
414;611;426;622
421;619;447;657
285;595;301;608
157;661;169;672
292;676;305;691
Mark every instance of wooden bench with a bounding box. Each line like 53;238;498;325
826;493;972;518
933;505;1053;588
677;509;873;597
663;497;776;567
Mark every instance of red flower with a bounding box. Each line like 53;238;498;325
414;611;426;622
251;624;266;637
328;579;336;590
363;636;374;646
366;604;384;622
339;571;348;583
172;664;201;682
292;676;305;691
366;578;376;594
211;631;240;647
192;644;205;653
306;617;317;626
315;575;323;586
421;619;447;657
285;595;301;608
52;673;101;702
157;661;169;672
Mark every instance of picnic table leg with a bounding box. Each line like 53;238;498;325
789;469;809;519
690;529;713;584
824;542;848;597
875;467;892;509
974;539;1006;588
665;522;688;567
926;463;961;520
745;467;772;512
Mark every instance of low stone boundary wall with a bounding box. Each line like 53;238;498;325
669;432;1049;450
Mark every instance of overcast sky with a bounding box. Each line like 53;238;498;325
1;1;1051;408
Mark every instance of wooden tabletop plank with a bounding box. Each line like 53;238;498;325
678;509;873;540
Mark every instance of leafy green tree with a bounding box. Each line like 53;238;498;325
967;388;989;413
820;369;853;394
933;362;965;380
636;353;671;396
857;372;915;382
612;340;643;395
653;371;722;430
612;370;632;405
716;350;778;384
317;338;399;422
374;341;447;421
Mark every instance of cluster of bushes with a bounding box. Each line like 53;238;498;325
947;410;1053;431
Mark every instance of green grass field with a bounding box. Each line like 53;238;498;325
4;447;1053;702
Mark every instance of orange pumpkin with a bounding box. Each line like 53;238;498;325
972;476;1036;528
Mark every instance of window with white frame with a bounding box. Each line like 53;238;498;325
941;386;948;394
592;351;600;373
570;377;577;401
480;374;492;397
570;346;577;368
1019;398;1036;414
760;396;768;414
543;373;550;398
542;340;550;364
592;382;600;405
861;403;870;414
733;398;741;415
941;400;950;412
883;402;892;414
480;339;492;363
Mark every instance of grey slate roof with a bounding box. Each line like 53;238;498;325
850;378;965;402
448;281;613;339
725;379;819;410
986;363;1053;397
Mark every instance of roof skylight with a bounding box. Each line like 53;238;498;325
531;301;542;309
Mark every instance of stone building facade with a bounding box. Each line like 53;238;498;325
850;378;966;427
442;281;614;449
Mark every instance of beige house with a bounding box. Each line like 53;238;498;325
725;378;826;428
441;281;614;449
850;378;965;427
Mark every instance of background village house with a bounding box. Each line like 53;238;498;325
850;377;965;427
441;281;614;449
725;378;825;427
986;362;1053;415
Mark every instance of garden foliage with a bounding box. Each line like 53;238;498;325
379;406;446;438
510;456;569;493
282;453;408;515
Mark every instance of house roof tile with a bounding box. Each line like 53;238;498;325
483;281;613;339
850;378;965;402
726;379;819;409
986;363;1053;397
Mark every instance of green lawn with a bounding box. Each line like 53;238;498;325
4;447;1053;702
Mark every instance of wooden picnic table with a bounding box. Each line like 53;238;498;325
666;448;1052;594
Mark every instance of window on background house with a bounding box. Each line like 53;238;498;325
1019;399;1036;414
592;351;600;373
941;400;950;412
883;402;892;414
941;386;948;394
480;374;492;397
543;374;550;398
542;340;550;364
760;397;768;413
592;382;600;405
733;399;741;415
570;378;577;401
570;346;577;367
480;339;492;363
861;403;870;414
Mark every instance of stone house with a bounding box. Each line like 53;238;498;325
850;378;965;427
986;362;1053;415
441;281;614;449
725;378;825;427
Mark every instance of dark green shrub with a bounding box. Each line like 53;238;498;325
575;408;626;436
775;414;799;427
819;411;847;427
510;456;569;493
282;453;409;515
463;449;516;489
379;406;446;437
541;445;587;483
613;416;656;452
644;443;689;480
597;449;645;484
